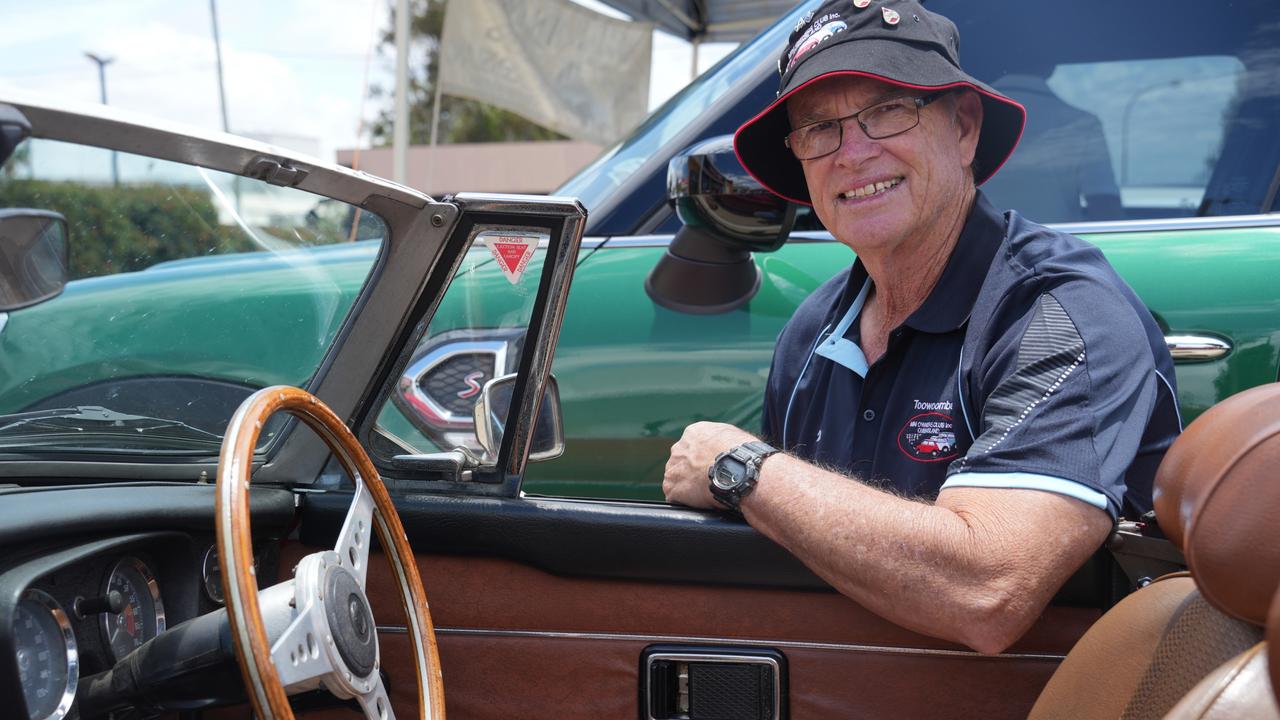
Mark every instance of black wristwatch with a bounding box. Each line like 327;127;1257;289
708;440;780;510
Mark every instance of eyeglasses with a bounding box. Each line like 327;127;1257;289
784;90;951;161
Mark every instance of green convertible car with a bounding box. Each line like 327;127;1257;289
3;0;1279;508
1;2;1279;719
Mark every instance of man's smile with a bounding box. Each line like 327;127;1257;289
837;176;904;202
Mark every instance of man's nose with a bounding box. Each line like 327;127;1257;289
833;118;882;165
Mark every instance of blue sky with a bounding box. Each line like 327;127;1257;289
0;0;734;161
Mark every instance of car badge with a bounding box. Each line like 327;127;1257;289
480;230;544;285
882;7;900;25
457;371;485;400
853;0;871;9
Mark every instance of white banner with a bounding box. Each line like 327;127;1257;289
439;0;653;146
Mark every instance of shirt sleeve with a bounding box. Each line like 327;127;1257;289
943;280;1160;518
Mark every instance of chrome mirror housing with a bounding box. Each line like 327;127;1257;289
473;373;564;463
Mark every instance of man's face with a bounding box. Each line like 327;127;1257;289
786;75;982;256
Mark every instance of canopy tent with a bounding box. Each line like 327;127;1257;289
599;0;797;43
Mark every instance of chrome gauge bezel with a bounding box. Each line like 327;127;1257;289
201;545;224;605
18;589;79;720
99;556;166;662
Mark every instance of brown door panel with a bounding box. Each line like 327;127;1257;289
282;543;1095;719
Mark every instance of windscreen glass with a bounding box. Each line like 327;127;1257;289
0;137;385;456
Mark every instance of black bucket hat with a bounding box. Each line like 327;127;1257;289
734;0;1026;205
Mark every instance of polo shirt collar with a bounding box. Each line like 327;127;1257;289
903;192;1006;334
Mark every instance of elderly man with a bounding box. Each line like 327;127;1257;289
662;0;1181;655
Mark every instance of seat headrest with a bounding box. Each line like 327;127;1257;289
1153;383;1280;626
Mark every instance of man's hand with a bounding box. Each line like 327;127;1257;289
662;421;758;508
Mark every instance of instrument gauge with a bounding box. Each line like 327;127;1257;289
202;545;224;605
13;589;78;720
100;557;166;662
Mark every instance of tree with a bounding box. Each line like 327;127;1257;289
369;0;566;145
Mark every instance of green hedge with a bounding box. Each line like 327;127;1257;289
0;180;254;280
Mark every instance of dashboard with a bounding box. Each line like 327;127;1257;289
0;483;296;720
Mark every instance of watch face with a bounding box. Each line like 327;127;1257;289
713;459;745;489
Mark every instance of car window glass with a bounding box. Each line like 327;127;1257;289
946;0;1280;224
980;56;1247;224
371;231;547;465
0;137;385;456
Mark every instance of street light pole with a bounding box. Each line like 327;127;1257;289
85;52;119;185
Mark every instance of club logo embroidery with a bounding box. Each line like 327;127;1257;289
882;6;901;25
898;409;958;463
787;14;847;66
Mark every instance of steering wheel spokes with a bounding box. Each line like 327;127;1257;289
217;386;444;719
335;479;376;587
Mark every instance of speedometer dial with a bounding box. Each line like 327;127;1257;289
13;590;78;720
100;557;166;662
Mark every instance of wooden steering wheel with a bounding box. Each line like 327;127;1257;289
216;386;446;719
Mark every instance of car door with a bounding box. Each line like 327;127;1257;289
287;204;1100;720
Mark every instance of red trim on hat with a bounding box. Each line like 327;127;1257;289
734;70;1027;202
731;134;813;206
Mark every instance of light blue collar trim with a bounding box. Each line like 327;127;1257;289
815;277;871;377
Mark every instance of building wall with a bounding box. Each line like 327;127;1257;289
337;140;603;196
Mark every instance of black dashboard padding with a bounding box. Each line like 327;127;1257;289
299;491;1117;606
301;492;828;590
0;484;296;547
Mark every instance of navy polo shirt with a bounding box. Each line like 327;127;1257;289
761;193;1180;519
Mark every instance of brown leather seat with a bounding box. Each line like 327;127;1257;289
1027;383;1280;720
1161;588;1280;719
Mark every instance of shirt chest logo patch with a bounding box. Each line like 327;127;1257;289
898;405;959;463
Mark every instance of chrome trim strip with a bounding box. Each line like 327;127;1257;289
1165;334;1233;362
4;90;430;209
580;213;1280;252
1051;213;1280;235
376;626;1064;661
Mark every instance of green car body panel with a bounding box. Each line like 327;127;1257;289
4;222;1275;501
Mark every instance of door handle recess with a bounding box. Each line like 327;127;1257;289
641;645;787;720
1164;334;1231;362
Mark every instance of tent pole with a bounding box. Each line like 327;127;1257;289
691;36;701;80
393;0;410;184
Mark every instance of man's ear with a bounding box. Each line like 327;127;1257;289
953;90;984;168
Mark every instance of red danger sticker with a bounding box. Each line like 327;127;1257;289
481;232;543;285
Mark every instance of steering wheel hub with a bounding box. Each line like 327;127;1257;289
324;566;377;678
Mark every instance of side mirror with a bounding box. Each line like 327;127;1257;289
0;104;31;168
473;373;564;463
667;134;797;252
0;209;70;311
647;135;797;314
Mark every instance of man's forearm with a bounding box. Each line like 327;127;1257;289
739;454;1106;654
